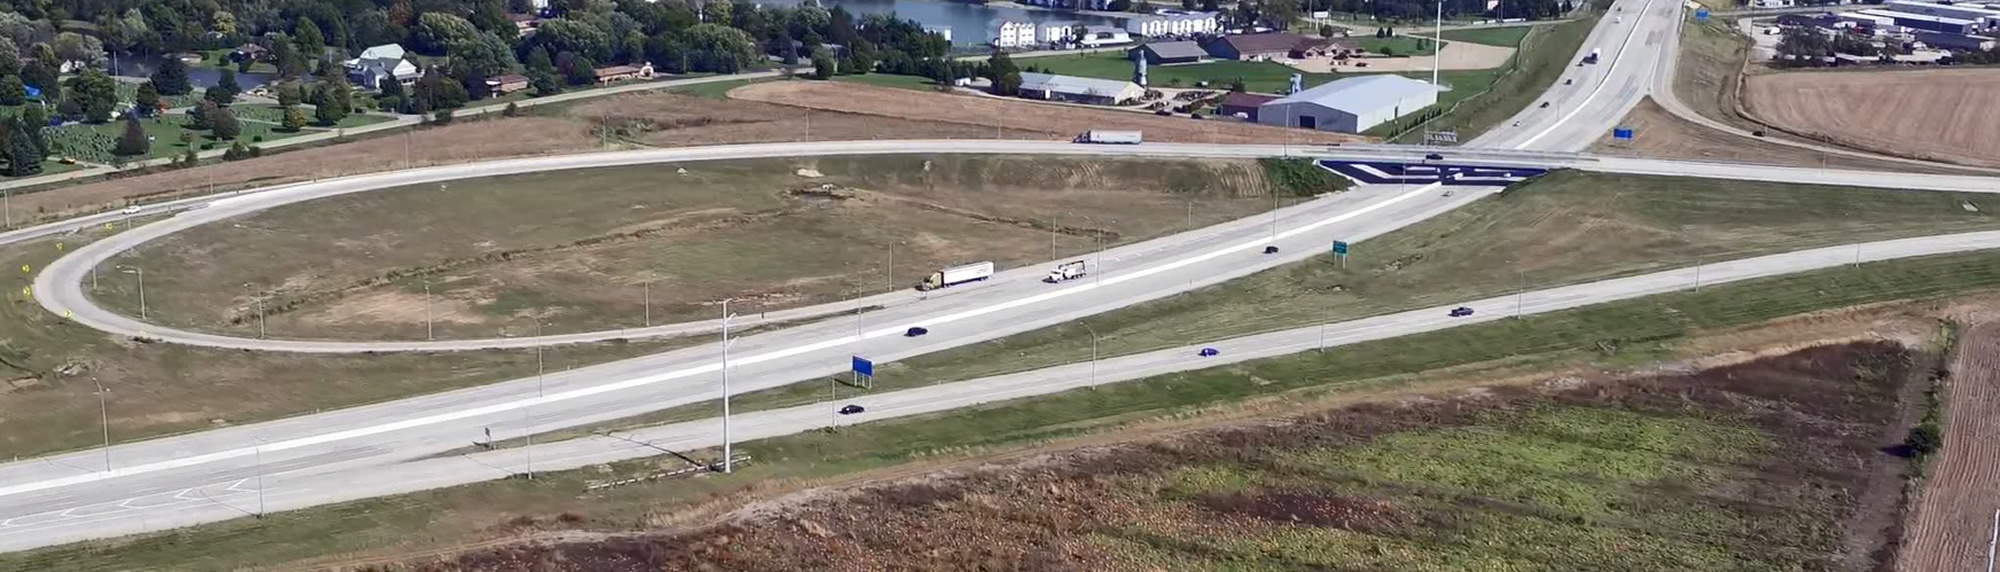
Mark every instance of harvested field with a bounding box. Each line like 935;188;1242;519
117;155;1292;340
1590;98;1969;174
399;343;1926;571
4;117;599;226
1743;69;2000;169
727;81;1367;145
1897;321;2000;572
568;92;1050;146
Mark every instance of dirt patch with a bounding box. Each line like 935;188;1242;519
1590;98;1969;174
1897;321;2000;572
1743;69;2000;169
392;343;1921;571
5;117;598;225
727;80;1367;145
1290;41;1516;73
572;91;1050;146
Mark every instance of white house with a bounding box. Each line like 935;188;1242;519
1040;21;1083;45
1123;11;1220;37
995;21;1036;48
1077;25;1133;47
344;43;422;90
925;26;953;42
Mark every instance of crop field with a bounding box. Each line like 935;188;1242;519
105;155;1295;340
1743;69;2000;169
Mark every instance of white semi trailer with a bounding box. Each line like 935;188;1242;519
918;261;996;291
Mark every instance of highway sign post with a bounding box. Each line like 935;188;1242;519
1695;7;1710;21
1331;241;1350;268
851;356;874;389
1613;127;1635;140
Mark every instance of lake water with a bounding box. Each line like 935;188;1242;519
108;55;279;90
751;0;1123;45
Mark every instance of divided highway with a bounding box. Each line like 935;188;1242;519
7;0;2000;553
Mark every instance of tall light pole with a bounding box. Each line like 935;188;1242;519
422;270;433;341
91;377;110;472
643;279;651;327
1079;321;1098;389
116;266;145;319
527;319;545;480
728;300;744;474
1432;0;1443;91
253;437;266;518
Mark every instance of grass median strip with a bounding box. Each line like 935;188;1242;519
16;231;2000;571
506;171;2000;442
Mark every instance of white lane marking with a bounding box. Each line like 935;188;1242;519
0;181;1445;500
1520;0;1658;149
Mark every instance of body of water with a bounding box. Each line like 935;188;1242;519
108;55;279;90
753;0;1124;45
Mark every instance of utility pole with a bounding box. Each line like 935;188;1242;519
1432;0;1443;90
720;299;738;473
643;280;651;327
91;378;110;472
1080;322;1098;389
423;271;433;341
254;439;266;518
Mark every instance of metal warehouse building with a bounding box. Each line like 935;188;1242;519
1016;72;1145;106
1256;75;1438;133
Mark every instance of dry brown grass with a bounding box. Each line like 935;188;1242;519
1589;98;1967;173
1896;321;2000;572
7;117;600;225
728;81;1368;145
571;92;1049;145
1743;69;2000;169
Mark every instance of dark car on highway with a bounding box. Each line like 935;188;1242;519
1424;153;1444;161
1198;347;1220;357
839;404;865;415
1449;307;1475;317
904;326;928;337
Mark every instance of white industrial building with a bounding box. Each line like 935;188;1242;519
1077;25;1133;47
1886;0;2000;29
1256;75;1438;133
1017;72;1144;105
1040;21;1083;44
995;21;1036;48
1123;11;1220;37
1841;8;1981;34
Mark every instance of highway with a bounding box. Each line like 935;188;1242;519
6;0;2000;553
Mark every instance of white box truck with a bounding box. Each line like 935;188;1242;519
918;261;995;291
1074;130;1143;144
1044;260;1086;283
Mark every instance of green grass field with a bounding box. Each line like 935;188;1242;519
482;170;2000;443
1439;26;1535;47
6;229;1966;571
830;73;943;91
1028;50;1329;93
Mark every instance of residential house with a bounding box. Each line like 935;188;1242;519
1039;21;1083;45
1078;25;1133;47
509;14;541;36
995;21;1036;48
1216;91;1278;120
592;63;654;84
486;73;532;94
229;43;269;63
344;43;422;90
1123;11;1220;37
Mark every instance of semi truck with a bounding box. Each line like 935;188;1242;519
918;261;995;291
1044;260;1087;283
1074;130;1143;144
1581;48;1600;64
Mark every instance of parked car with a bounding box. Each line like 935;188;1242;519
1198;347;1220;357
1448;307;1475;317
838;404;865;415
904;326;929;337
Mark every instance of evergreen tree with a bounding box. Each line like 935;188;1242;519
314;80;351;125
5;118;41;176
207;68;240;105
150;57;192;95
211;107;241;140
281;105;307;131
18;104;47;157
113;114;149;156
189;100;219;130
0;75;22;106
135;81;160;116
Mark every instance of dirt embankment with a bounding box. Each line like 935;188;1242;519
1897;321;2000;572
727;81;1367;146
379;342;1924;572
1742;69;2000;170
1588;98;1972;174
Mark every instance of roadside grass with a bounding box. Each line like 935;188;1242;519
1440;26;1534;47
1386;13;1595;142
108;155;1285;340
1673;14;1760;132
546;170;2000;435
0;232;697;461
9;238;1989;571
46;111;309;164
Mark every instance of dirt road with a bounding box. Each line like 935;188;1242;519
1898;321;2000;572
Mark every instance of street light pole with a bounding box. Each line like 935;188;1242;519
528;320;544;479
91;378;109;471
721;299;738;473
643;280;651;327
118;266;145;319
253;439;266;518
423;271;433;341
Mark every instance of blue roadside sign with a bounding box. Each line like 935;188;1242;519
1695;7;1710;20
1332;241;1350;255
1613;127;1635;140
851;356;874;377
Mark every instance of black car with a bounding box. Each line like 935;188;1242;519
1424;153;1444;161
1155;109;1173;116
1198;347;1219;357
1262;245;1280;254
904;326;929;337
1448;307;1475;317
839;404;865;415
1538;101;1550;109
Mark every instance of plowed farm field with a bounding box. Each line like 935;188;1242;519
1743;69;2000;169
1898;321;2000;572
